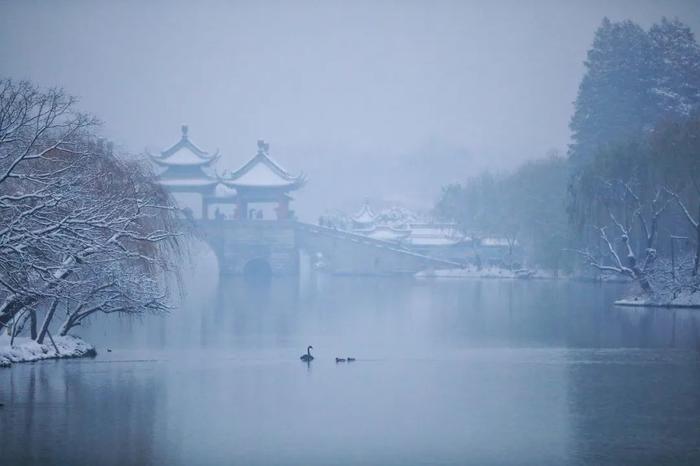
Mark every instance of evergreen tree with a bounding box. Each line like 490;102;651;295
569;18;660;165
649;17;700;118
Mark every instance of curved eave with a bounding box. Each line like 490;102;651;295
157;179;218;188
149;144;220;166
227;151;300;181
222;173;306;191
161;137;214;158
151;157;217;168
352;203;376;223
226;181;304;191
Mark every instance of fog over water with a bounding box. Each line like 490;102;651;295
3;254;700;465
2;0;698;216
3;2;700;465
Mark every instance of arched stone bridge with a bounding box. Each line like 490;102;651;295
196;219;460;276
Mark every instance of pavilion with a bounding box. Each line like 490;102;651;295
149;125;219;217
151;127;304;221
218;140;305;221
351;201;376;230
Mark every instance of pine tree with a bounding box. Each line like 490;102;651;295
649;17;700;118
569;18;660;165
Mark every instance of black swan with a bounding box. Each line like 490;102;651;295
300;346;314;362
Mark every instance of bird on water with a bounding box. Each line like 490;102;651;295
300;346;314;362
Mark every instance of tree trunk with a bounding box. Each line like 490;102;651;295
694;207;700;276
637;272;653;294
36;299;59;344
0;294;37;330
58;315;76;337
29;310;37;340
0;253;82;328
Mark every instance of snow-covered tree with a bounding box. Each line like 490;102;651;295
569;17;700;166
0;79;183;340
649;17;700;118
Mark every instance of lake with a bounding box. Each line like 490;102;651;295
2;272;700;466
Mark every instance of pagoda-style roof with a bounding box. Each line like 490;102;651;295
362;225;411;242
212;182;238;199
150;125;220;168
222;140;305;190
351;201;376;226
157;177;217;188
404;223;466;247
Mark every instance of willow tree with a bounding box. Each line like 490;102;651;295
0;79;184;340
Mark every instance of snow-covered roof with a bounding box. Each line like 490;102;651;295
157;178;218;188
481;237;514;247
223;140;305;190
404;223;466;247
352;201;376;225
361;225;410;241
150;125;220;167
213;182;237;198
407;236;463;246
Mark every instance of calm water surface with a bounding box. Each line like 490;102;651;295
2;272;700;466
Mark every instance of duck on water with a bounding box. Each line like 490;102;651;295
336;357;356;363
300;346;314;362
300;346;355;363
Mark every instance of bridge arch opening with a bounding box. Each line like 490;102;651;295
243;258;273;279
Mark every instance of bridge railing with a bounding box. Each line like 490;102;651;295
295;222;464;267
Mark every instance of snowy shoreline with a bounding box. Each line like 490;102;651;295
415;266;628;282
0;335;96;368
416;266;555;280
614;293;700;309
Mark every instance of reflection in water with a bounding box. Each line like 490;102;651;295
1;276;700;465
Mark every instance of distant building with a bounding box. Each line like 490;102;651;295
351;201;377;230
150;126;304;220
345;201;519;265
149;125;219;216
222;140;305;221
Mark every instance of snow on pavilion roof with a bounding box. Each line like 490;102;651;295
150;125;220;167
212;182;238;198
361;225;411;242
351;201;376;224
404;223;466;247
157;177;217;188
222;140;305;190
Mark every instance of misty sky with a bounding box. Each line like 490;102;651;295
1;0;698;218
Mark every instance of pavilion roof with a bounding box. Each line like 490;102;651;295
404;223;466;246
157;177;218;188
351;201;376;225
212;182;238;198
222;140;305;190
150;125;220;167
361;225;411;242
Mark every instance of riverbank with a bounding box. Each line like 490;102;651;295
416;266;554;280
415;266;634;284
0;335;96;368
615;290;700;309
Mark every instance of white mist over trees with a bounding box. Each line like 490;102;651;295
0;79;183;342
569;17;700;165
436;16;700;302
434;154;569;272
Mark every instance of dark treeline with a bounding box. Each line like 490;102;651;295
436;17;700;300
